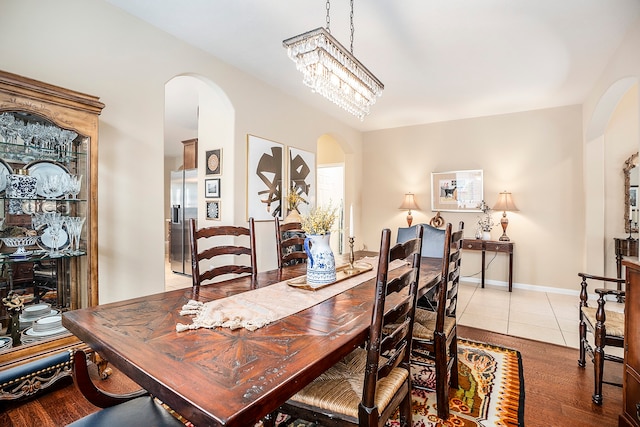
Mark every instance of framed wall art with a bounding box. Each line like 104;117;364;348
247;134;284;221
431;169;484;212
206;200;221;220
288;146;316;216
205;178;220;198
205;149;222;175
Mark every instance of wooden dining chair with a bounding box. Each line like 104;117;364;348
410;221;464;420
397;222;446;312
264;226;423;427
578;272;625;404
188;217;256;288
68;350;185;427
274;217;307;268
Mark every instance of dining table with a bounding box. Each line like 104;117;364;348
62;252;442;427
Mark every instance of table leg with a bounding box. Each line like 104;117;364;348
508;252;513;292
481;249;486;288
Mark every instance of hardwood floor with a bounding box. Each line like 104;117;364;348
0;325;623;426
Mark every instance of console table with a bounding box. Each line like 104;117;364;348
461;239;514;292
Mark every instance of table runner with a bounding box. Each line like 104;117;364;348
176;257;408;332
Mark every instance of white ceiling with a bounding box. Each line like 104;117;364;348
107;0;640;136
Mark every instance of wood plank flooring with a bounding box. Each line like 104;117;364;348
0;325;623;426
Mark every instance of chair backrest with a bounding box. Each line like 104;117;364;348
275;217;307;269
397;223;445;258
361;226;423;415
189;218;257;288
434;221;464;330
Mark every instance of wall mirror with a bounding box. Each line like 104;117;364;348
624;152;639;233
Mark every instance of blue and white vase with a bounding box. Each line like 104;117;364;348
304;233;336;285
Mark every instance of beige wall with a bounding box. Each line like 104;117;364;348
604;85;639;277
362;106;584;291
583;18;640;275
0;0;363;303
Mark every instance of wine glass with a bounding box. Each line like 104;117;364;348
41;174;63;199
42;212;63;257
65;216;85;255
65;174;82;199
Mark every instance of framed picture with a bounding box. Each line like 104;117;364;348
431;169;484;212
206;149;222;175
288;146;316;216
247;134;284;221
205;178;220;198
206;200;221;220
631;185;638;208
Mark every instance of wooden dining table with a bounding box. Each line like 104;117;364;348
62;253;442;427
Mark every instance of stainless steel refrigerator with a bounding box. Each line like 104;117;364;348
170;169;198;275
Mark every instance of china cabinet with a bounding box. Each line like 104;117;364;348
0;70;103;398
621;259;640;426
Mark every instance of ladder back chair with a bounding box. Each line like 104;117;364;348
68;350;185;427
578;272;625;404
275;217;307;268
264;226;423;427
410;221;464;420
188;217;256;289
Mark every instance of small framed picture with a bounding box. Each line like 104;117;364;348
205;178;220;198
206;200;221;220
206;149;222;175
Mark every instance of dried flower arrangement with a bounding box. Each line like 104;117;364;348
301;204;337;235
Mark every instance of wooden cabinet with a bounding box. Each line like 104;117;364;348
0;70;103;387
182;138;198;170
621;259;640;426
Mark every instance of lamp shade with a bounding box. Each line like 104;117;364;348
399;193;419;210
493;191;519;212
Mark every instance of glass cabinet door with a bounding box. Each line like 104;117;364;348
0;111;88;348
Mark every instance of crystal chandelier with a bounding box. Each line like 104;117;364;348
283;0;384;120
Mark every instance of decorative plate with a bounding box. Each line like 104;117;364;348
37;224;70;251
23;325;68;337
0;158;13;194
25;159;69;198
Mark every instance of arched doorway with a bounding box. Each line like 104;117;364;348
584;77;639;275
164;75;235;290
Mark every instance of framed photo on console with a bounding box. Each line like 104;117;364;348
431;169;483;212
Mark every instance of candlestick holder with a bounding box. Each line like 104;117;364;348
629;219;634;240
344;236;358;275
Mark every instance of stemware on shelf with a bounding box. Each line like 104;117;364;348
63;174;82;199
42;212;63;257
40;174;63;199
64;216;85;255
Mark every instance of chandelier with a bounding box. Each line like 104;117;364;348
283;0;384;120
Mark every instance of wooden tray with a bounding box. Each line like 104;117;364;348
287;262;373;291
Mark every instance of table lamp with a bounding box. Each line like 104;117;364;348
492;190;519;241
399;193;419;227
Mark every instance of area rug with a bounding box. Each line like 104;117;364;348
273;339;525;427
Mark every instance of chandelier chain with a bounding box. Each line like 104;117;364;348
326;0;331;33
350;0;354;54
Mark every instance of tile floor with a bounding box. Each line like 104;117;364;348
457;281;625;357
164;262;623;353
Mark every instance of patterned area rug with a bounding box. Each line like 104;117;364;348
273;339;525;427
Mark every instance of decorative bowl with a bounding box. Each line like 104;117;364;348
1;235;38;256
